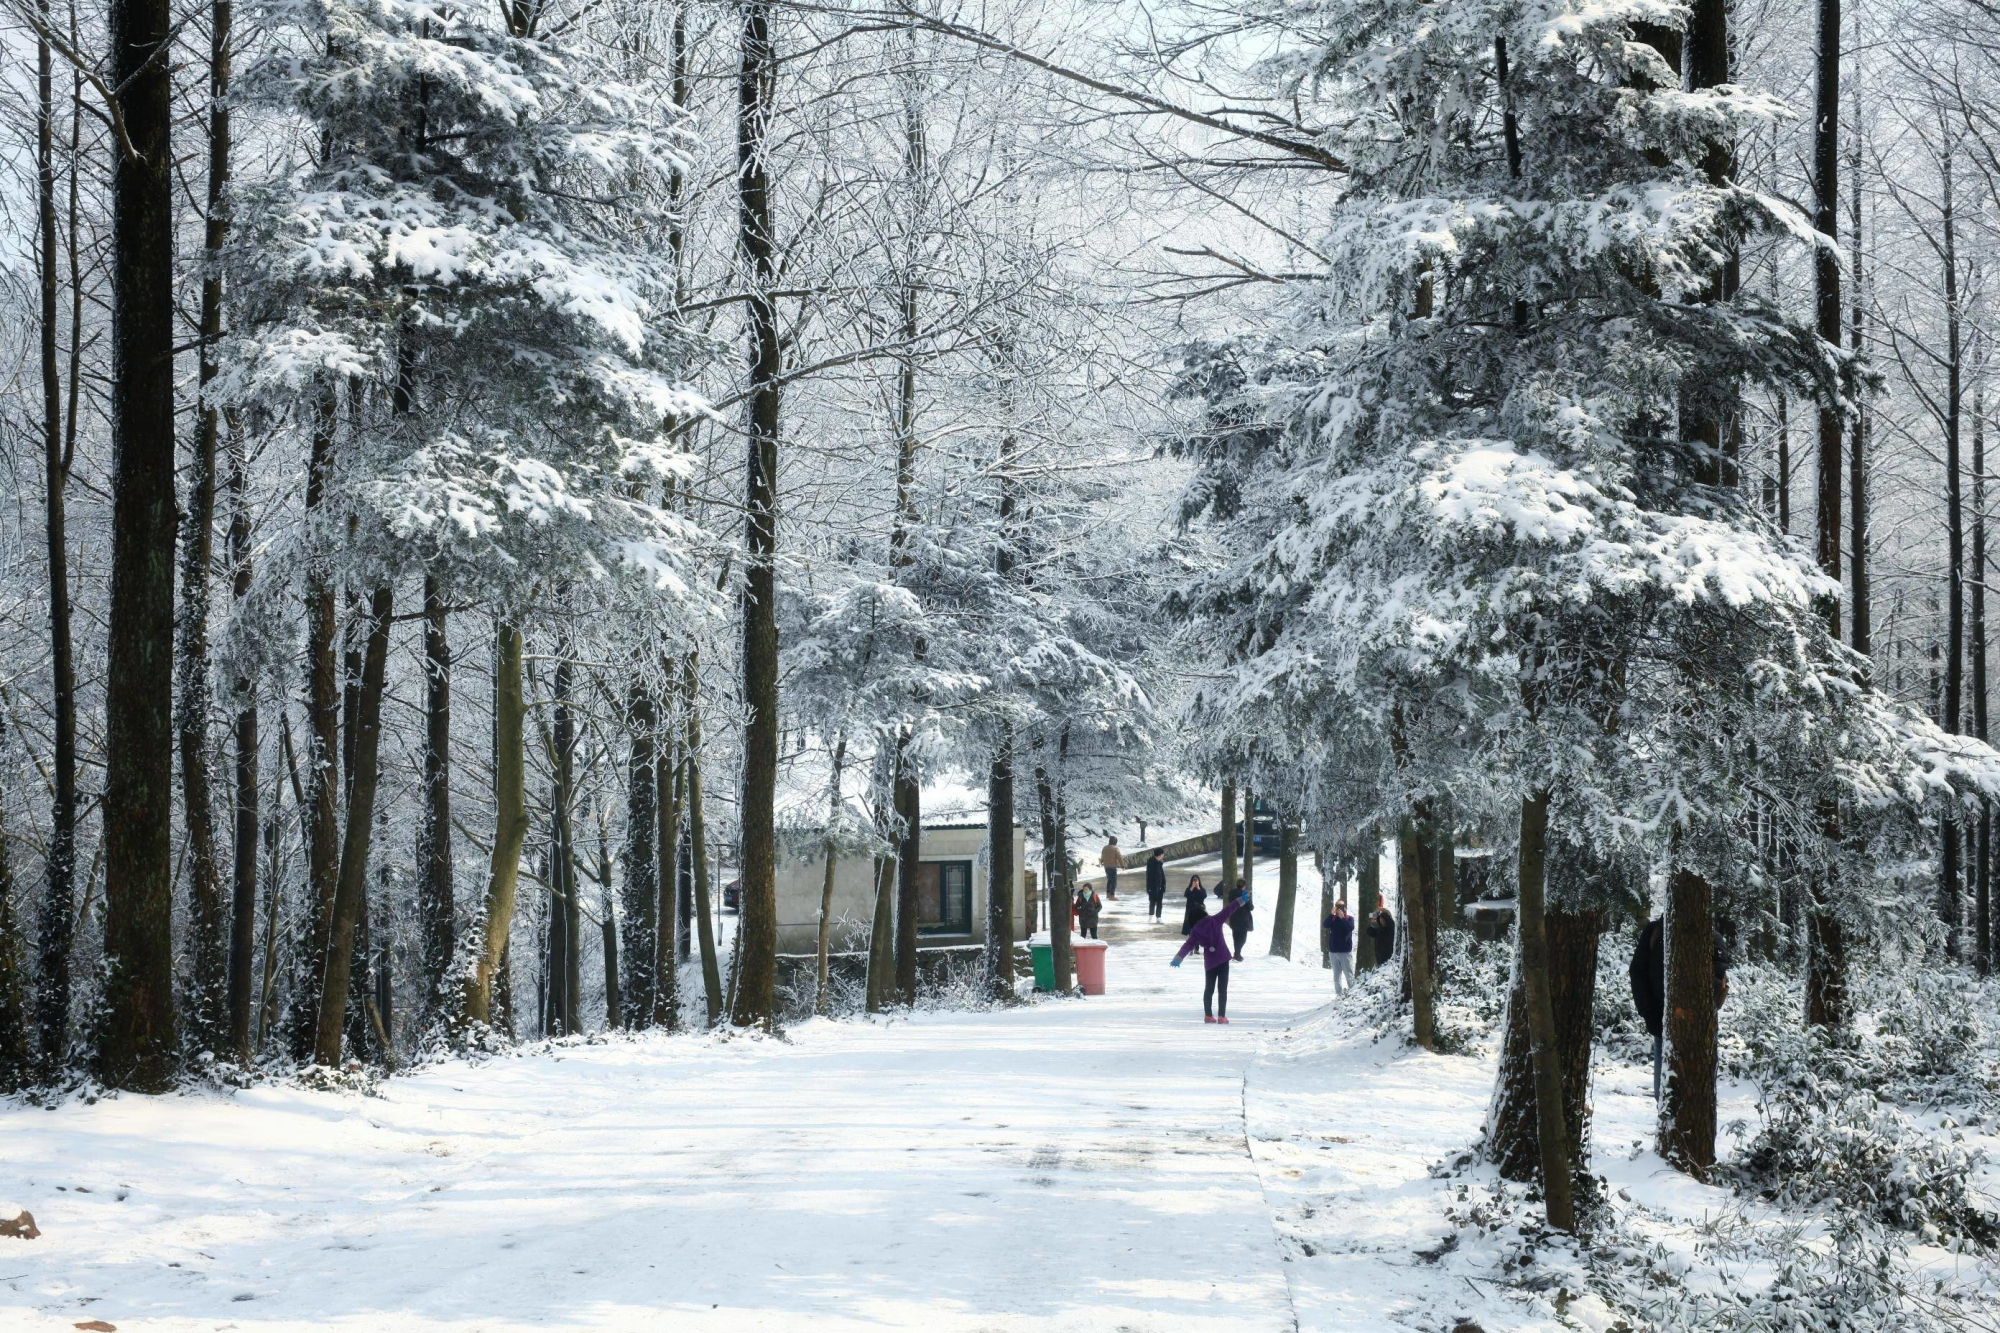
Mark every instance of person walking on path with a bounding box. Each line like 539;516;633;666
1367;898;1396;966
1225;882;1254;961
1074;884;1103;940
1180;875;1208;936
1100;836;1123;899
1144;849;1168;921
1324;900;1355;995
1172;893;1245;1022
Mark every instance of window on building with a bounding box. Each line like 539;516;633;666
916;859;973;935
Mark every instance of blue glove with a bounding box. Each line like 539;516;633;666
1171;957;1183;968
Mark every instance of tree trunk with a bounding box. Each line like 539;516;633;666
1660;865;1719;1178
312;584;392;1067
621;683;657;1028
1813;0;1843;641
1040;763;1073;991
35;9;79;1082
1849;65;1870;659
1942;149;1966;953
1355;833;1381;971
983;729;1015;1000
0;797;30;1092
597;826;620;1029
1220;783;1237;888
293;389;342;1063
465;622;529;1030
1269;811;1298;958
1509;791;1576;1230
1399;814;1437;1049
685;686;724;1026
1975;374;1992;972
178;0;235;1055
96;0;183;1093
730;0;781;1030
655;676;681;1028
226;428;258;1060
894;735;921;1005
548;654;581;1036
866;848;896;1013
814;738;847;1016
416;575;454;1012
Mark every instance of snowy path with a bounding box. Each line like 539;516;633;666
3;891;1548;1332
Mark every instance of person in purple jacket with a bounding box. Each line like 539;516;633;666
1171;894;1243;1023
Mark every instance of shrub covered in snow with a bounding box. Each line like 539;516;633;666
1731;1082;1998;1249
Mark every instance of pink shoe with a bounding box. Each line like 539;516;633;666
1203;1016;1217;1024
1217;1017;1231;1024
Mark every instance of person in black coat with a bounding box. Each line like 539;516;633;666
1180;875;1208;936
1629;917;1733;1102
1225;883;1254;960
1367;901;1396;965
1074;885;1103;940
1145;850;1169;921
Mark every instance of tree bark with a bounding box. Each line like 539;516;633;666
34;8;79;1082
178;0;235;1054
685;685;724;1026
655;672;681;1027
1039;762;1073;991
983;729;1015;999
1509;790;1576;1230
1355;833;1381;971
548;653;581;1036
1660;865;1719;1178
293;389;342;1063
1942;147;1966;952
312;584;392;1067
621;683;657;1028
1269;811;1298;957
814;737;847;1015
866;849;896;1013
1849;66;1870;658
226;426;258;1060
1486;908;1601;1179
96;0;182;1092
894;736;921;1005
1220;783;1237;888
1399;814;1437;1049
1814;0;1843;640
465;622;529;1030
1978;389;1992;975
416;575;454;1012
0;792;30;1091
730;0;781;1030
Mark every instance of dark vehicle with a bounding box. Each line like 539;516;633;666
723;879;741;913
1235;799;1283;858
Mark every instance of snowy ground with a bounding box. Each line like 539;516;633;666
6;885;1982;1331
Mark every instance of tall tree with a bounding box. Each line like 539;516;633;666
34;0;79;1082
416;577;454;1013
179;0;238;1055
96;0;183;1092
730;0;782;1029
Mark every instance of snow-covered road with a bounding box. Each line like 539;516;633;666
2;892;1519;1332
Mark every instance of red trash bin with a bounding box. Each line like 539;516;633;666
1072;939;1108;995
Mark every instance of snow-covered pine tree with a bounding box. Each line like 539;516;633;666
1171;0;2000;1214
224;0;715;1057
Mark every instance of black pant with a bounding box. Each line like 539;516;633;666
1078;920;1098;939
1203;961;1230;1018
1146;888;1165;919
1230;923;1249;960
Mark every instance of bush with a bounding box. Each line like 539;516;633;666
1731;1081;1999;1250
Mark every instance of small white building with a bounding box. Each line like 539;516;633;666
772;821;1027;955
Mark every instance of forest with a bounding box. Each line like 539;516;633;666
3;0;2000;1328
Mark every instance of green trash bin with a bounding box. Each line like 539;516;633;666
1030;934;1055;992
